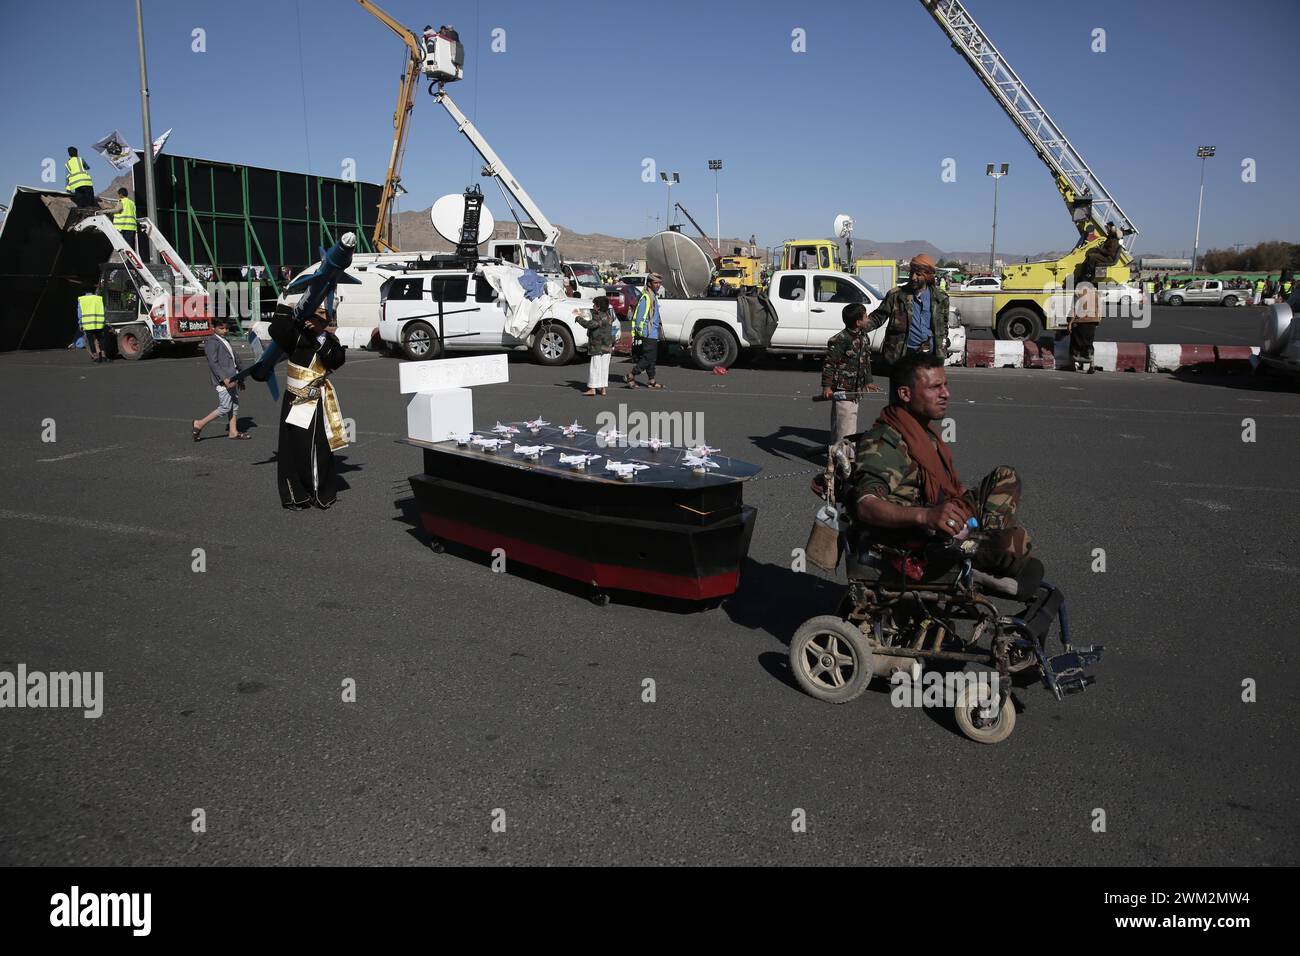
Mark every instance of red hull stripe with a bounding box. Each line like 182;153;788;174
420;513;739;600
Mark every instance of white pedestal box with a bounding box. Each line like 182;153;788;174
407;387;474;443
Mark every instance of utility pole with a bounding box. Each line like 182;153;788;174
985;163;1008;272
1191;145;1215;275
135;0;159;264
708;160;722;250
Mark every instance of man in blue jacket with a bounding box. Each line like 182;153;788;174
625;273;665;389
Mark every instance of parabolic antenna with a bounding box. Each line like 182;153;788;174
646;231;712;299
430;193;496;245
834;214;854;239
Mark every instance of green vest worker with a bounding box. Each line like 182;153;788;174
65;146;96;208
78;292;108;363
113;188;137;234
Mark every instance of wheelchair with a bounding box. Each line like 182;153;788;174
789;526;1103;744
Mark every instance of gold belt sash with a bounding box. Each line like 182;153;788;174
286;355;348;451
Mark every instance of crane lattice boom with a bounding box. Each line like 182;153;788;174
921;0;1137;241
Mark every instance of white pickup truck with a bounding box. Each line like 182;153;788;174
657;270;880;368
1158;279;1252;307
656;269;963;369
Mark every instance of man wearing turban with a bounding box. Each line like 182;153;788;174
866;253;950;369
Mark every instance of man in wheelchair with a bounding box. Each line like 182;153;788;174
799;351;1101;727
813;350;1040;597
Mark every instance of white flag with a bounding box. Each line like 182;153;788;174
152;128;173;157
93;130;139;172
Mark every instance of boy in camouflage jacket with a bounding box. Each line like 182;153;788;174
821;302;881;444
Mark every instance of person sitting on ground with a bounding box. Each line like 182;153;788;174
813;351;1032;577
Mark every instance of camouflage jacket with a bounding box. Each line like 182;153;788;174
577;308;615;355
821;327;873;392
867;283;949;366
850;420;933;509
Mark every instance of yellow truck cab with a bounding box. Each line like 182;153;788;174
716;254;760;292
780;240;842;273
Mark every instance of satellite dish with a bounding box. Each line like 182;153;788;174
646;231;712;299
430;193;496;245
834;214;854;239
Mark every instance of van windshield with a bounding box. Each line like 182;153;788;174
525;243;562;274
568;263;602;288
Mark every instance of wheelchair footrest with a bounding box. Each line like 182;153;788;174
1044;645;1104;699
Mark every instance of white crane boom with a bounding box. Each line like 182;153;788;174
72;215;168;305
921;0;1138;241
72;215;207;312
433;88;560;246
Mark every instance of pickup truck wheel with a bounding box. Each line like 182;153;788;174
1168;295;1183;307
401;321;442;361
995;307;1042;342
116;323;155;360
531;322;574;366
1223;295;1238;307
690;326;739;369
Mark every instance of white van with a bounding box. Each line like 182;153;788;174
279;245;595;344
378;267;589;366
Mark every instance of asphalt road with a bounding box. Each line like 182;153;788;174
1;344;1297;866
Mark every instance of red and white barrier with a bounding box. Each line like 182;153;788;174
953;338;1254;373
993;339;1023;367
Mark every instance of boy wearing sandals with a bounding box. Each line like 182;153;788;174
577;295;615;396
192;316;249;441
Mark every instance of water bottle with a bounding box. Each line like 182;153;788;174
953;516;978;541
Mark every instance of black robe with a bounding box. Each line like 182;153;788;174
270;314;346;508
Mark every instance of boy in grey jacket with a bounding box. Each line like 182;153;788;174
191;317;249;440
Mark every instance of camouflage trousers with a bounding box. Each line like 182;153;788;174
961;465;1032;575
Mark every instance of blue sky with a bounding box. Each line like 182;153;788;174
2;0;1295;256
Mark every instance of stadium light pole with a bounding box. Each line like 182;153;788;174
659;171;679;228
709;160;722;250
1191;146;1216;276
985;163;1008;272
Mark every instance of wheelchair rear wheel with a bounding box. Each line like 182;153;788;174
789;616;874;704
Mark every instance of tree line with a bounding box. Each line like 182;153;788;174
1198;241;1299;274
